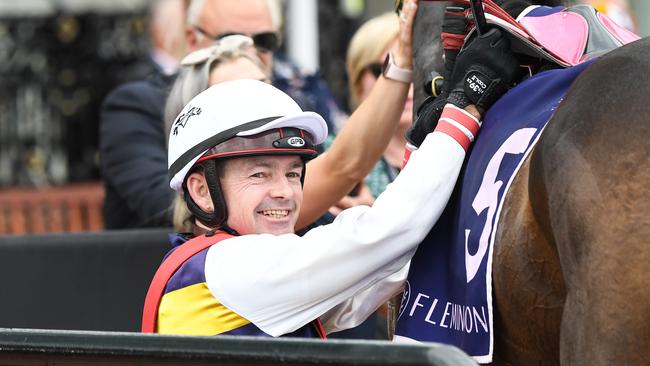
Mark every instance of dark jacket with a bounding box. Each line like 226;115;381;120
99;72;175;229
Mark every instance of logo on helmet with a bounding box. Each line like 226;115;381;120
287;137;305;147
172;106;202;135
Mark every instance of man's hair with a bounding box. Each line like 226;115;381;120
186;0;283;30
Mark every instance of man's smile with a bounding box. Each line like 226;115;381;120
258;209;290;219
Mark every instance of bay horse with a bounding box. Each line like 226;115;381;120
407;2;650;365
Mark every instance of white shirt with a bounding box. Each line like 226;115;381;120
203;131;466;336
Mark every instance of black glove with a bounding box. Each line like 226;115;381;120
413;4;471;146
405;95;447;148
447;28;520;115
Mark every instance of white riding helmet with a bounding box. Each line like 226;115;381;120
167;79;328;230
168;79;328;193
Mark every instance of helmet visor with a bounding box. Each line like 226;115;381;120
197;127;317;163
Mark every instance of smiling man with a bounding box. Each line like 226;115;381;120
141;7;522;334
140;77;483;338
215;155;304;235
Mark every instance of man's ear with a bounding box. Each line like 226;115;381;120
186;171;213;213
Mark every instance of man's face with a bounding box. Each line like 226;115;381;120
189;0;275;73
220;155;303;235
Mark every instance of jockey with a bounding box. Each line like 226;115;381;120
142;22;520;336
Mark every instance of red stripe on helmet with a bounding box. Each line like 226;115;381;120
197;148;318;163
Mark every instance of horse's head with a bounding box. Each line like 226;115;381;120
410;0;640;114
410;0;563;107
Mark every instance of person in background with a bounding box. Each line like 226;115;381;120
100;0;347;229
346;13;414;199
148;0;187;75
185;0;348;133
99;0;188;229
325;13;413;217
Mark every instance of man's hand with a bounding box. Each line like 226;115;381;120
393;0;418;70
409;3;471;148
405;95;447;148
447;28;520;115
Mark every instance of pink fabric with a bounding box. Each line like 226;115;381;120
520;12;588;65
597;12;640;45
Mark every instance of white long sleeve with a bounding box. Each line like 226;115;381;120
320;262;410;334
203;131;466;336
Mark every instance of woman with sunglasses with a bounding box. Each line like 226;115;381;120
165;2;417;235
324;13;414;217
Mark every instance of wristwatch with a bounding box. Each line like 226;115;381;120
382;53;412;83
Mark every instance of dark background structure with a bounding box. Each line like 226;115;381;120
0;1;392;189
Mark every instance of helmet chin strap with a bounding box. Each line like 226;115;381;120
183;159;229;230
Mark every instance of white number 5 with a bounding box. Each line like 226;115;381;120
465;128;537;283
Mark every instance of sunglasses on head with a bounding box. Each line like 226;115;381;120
181;34;254;66
193;26;280;53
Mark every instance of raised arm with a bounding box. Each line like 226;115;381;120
297;0;418;229
200;21;522;338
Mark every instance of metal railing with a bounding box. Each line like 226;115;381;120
0;328;477;366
